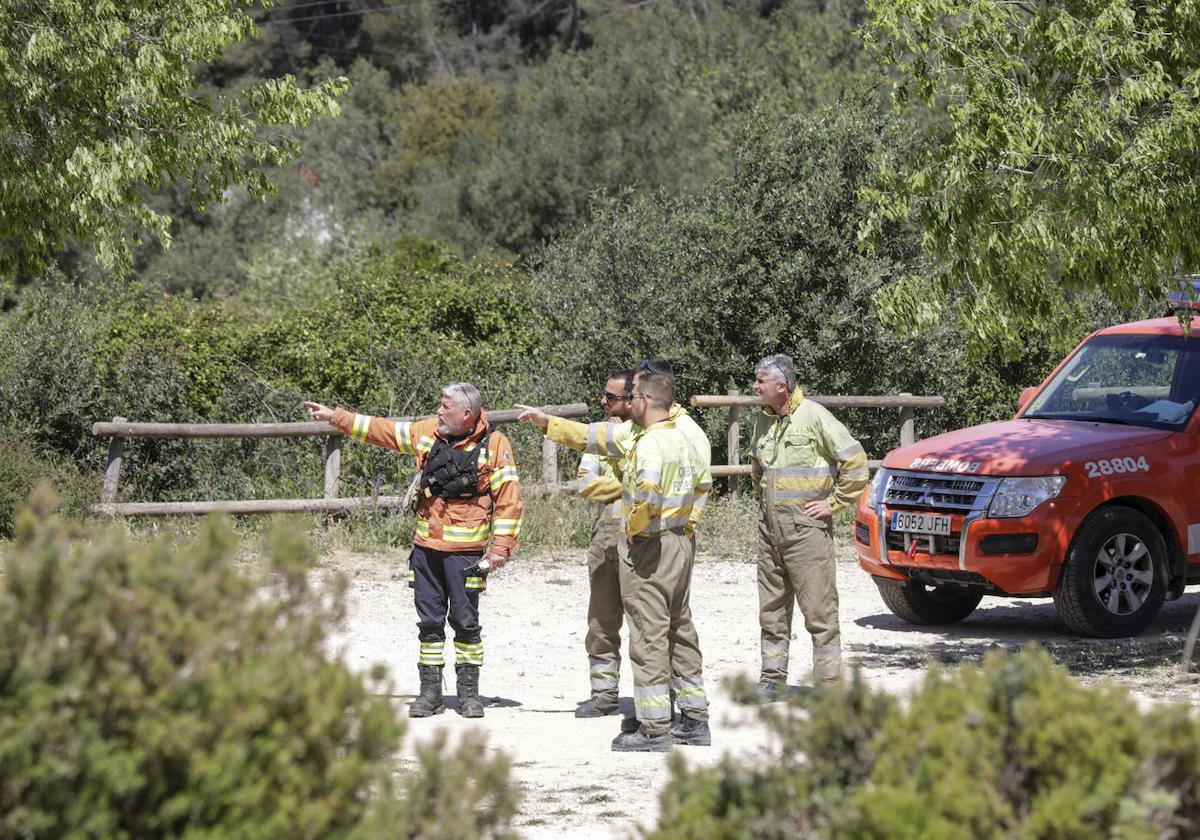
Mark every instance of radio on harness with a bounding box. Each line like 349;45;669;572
420;427;494;500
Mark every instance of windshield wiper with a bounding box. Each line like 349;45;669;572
1024;413;1140;426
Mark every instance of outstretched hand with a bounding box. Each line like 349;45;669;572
513;403;550;429
303;401;335;422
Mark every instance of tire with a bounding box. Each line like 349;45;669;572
874;578;984;625
1054;505;1167;638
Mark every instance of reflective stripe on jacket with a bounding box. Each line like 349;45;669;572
622;419;712;538
331;407;523;557
576;452;622;521
749;387;869;513
547;403;712;531
547;403;710;466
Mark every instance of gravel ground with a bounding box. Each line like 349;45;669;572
321;537;1200;839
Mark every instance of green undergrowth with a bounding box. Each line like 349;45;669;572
0;487;519;838
652;648;1200;839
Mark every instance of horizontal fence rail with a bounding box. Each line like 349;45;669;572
91;404;587;517
92;393;945;516
690;392;945;497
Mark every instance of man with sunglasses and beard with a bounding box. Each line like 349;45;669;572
572;369;635;719
516;361;712;751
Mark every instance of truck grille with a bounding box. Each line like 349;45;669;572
886;531;960;556
883;470;1001;513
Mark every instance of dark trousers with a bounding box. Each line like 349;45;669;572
410;545;485;667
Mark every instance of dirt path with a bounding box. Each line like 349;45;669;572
321;538;1200;839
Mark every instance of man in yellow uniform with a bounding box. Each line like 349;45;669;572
527;360;710;476
749;354;868;699
517;364;712;751
574;369;634;718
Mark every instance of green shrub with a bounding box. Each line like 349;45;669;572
0;433;93;538
0;491;519;838
651;648;1200;839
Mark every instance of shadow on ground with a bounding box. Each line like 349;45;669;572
851;594;1200;678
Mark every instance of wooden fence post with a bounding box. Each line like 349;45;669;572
101;417;126;506
899;393;916;447
542;438;558;486
323;436;342;499
726;389;740;500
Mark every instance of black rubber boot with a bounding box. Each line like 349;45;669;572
611;729;671;752
575;696;619;718
669;715;712;746
756;678;783;704
409;665;444;718
456;664;485;718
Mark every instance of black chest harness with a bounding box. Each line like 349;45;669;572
420;427;494;500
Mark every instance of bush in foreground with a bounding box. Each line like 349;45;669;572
0;489;518;838
651;648;1200;838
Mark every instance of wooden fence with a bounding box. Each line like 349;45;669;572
90;404;587;517
689;392;945;498
91;393;944;516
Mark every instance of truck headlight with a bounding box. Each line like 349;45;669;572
988;476;1066;518
868;468;889;507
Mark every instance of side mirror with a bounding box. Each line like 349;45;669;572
1017;386;1038;414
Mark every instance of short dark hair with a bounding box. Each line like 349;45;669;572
608;368;635;394
635;358;674;381
634;370;674;409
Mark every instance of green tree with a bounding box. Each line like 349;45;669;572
530;100;1077;462
0;0;346;284
862;0;1200;347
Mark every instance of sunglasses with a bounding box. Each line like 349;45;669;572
602;390;630;402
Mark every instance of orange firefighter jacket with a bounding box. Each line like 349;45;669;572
330;407;523;557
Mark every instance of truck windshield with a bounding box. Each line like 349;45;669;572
1024;333;1200;430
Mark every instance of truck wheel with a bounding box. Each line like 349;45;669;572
1054;506;1167;638
874;578;984;625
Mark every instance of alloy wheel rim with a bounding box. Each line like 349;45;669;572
1093;532;1153;616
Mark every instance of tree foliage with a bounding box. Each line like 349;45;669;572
0;0;345;283
530;100;1078;462
862;0;1200;346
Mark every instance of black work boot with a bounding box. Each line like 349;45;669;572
456;664;485;718
575;695;619;718
669;715;712;746
409;665;444;718
756;678;783;704
611;728;671;752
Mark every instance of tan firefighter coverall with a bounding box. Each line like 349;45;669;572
576;451;625;705
750;387;868;684
620;419;712;736
545;411;712;737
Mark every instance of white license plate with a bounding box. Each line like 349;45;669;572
890;511;952;536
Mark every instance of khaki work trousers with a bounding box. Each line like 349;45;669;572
585;512;623;703
620;529;708;738
757;505;841;684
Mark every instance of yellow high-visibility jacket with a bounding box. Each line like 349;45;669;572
622;419;712;538
576;452;622;521
546;403;711;531
749;387;869;513
546;403;710;467
330;407;523;557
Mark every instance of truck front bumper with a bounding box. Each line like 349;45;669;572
854;498;1077;596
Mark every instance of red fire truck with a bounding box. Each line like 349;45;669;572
854;308;1200;637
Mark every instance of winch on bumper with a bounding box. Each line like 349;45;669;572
854;469;1075;597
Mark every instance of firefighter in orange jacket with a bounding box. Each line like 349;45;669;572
304;382;523;719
